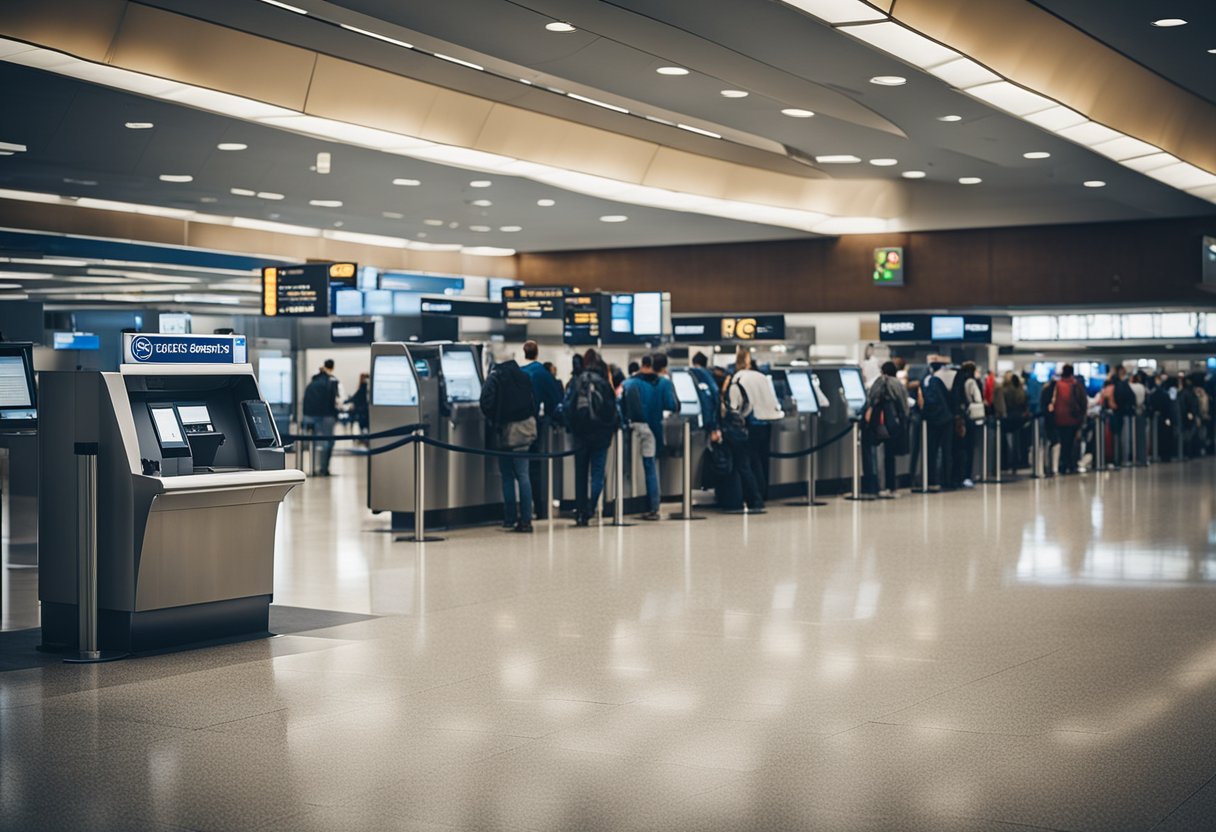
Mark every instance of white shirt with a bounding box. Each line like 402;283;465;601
1130;381;1147;408
729;369;784;421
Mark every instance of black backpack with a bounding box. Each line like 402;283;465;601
302;373;336;417
721;377;749;441
491;364;535;425
1114;378;1136;412
571;371;617;432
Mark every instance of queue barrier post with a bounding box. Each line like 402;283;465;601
1178;414;1186;461
610;426;635;526
979;418;989;483
65;443;125;664
1031;417;1043;479
399;429;443;543
786;416;828;507
912;418;929;494
992;418;1003;483
672;419;706;521
845;420;872;501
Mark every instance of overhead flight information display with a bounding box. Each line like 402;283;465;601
672;315;785;342
503;286;566;322
563;293;602;345
261;262;357;317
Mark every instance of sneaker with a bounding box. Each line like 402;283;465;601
512;523;534;534
928;484;942;493
573;515;590;527
881;489;898;499
962;478;975;488
501;520;517;530
639;512;662;521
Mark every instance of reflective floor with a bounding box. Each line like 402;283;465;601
4;454;1216;830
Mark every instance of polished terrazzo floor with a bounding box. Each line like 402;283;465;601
4;454;1216;831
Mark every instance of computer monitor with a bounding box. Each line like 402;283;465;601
840;368;867;411
0;345;36;429
148;403;189;452
440;349;482;403
364;289;393;316
671;369;701;417
787;371;819;414
176;403;214;433
372;355;419;406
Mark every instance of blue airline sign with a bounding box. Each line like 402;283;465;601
123;333;248;365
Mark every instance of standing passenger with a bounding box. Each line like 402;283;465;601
480;353;537;533
302;359;341;476
520;340;564;519
1049;364;1086;474
621;355;676;520
564;349;618;526
727;348;783;507
920;358;955;492
954;361;985;488
862;361;909;498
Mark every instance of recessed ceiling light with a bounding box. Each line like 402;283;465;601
424;219;445;226
1083;180;1107;188
416;232;427;238
499;226;522;232
448;222;460;229
470;225;491;232
333;221;344;227
230;188;256;197
600;215;629;222
815;155;861;164
435;54;484;71
677;124;721;138
1023;151;1051;159
199;196;218;203
1151;18;1187;27
63;177;97;186
545;21;575;32
382;211;404;219
537;199;556;207
656;66;690;76
781;108;815;118
159;174;193;183
124;122;154;129
1208;48;1216;54
472;199;492;207
315;152;331;175
937;114;962;122
869;158;898;166
901;171;927;179
958;177;983;185
870;75;907;86
0;152;13;157
217;142;247;151
309;199;342;207
392;178;421;187
720;89;749;98
469;180;492;188
257;192;285;200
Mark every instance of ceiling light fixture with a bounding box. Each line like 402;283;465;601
258;0;307;13
599;215;629;222
469;180;492;188
0;152;13;156
720;90;749;98
677;124;722;138
1083;180;1107;188
392;178;421;186
469;225;491;232
815;155;861;164
1151;18;1187;27
124;122;154;129
435;54;484;71
901;170;926;179
309;199;342;207
315;152;331;174
656;66;690;76
537;199;556;207
159;174;193;183
382;211;404;219
869;158;898;166
869;75;907;86
958;177;982;185
217;142;247;151
545;21;576;32
257;192;284;200
199;196;218;203
937;114;962;122
424;219;445;226
230;188;256;197
339;23;413;49
472;199;492;207
1023;151;1051;159
781;108;815;118
777;0;887;25
499;226;522;232
567;93;630;114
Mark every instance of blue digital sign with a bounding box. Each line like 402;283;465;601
123;333;248;365
52;331;101;351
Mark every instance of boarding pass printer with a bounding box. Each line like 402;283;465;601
39;334;304;652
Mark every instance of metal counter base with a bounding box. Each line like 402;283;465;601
39;595;270;654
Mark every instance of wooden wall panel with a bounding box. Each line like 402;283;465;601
517;216;1216;314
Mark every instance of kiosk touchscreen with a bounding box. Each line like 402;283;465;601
440;348;482;403
671;368;702;418
0;344;37;429
242;400;280;447
840;368;867;414
148;404;190;456
372;354;419;406
787;371;820;414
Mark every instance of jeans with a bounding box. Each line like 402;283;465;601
528;420;551;518
862;441;898;494
726;434;764;509
302;415;336;474
632;424;661;513
926;421;953;488
498;454;533;526
748;421;773;500
1056;424;1079;473
573;440;609;519
955;421;979;484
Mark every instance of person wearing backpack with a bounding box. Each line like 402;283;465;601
563;349;619;526
919;358;955;492
1049;363;1087;474
480;352;538;533
861;361;909;498
1108;366;1137;466
621;354;677;520
301;358;341;476
952;361;985;488
520;340;564;519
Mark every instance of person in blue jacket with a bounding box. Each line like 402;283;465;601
621;354;677;520
520;340;564;519
689;351;721;439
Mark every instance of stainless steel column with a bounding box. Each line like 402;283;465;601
673;420;705;520
65;443;124;663
848;421;863;499
920;418;929;492
610;426;633;526
1095;414;1105;471
993;418;1002;482
1151;413;1160;463
1032;418;1043;479
546;453;556;525
980;419;989;483
400;429;442;542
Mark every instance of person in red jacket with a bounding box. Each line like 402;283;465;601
1049;364;1087;474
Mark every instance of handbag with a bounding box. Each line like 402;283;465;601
701;442;733;488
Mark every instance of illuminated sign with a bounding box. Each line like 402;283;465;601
261;262;357;317
503;286;567;321
673;315;785;342
879;314;992;343
562;293;602;345
873;247;904;286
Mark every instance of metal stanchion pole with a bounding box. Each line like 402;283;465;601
610;426;634;526
980;419;989;483
846;421;870;500
1178;415;1186;462
400;430;442;542
673;420;705;520
1093;415;1103;472
992;418;1003;483
1151;413;1159;463
65;443;124;663
1032;417;1042;479
546;453;556;525
917;418;929;493
787;416;827;507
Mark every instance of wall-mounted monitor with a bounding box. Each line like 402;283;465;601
333;289;364;317
563;293;602;345
331;322;376;344
873;247;904;286
372;355;419;406
261;262;356;317
52;331;100;351
364;289;394;316
930;316;965;341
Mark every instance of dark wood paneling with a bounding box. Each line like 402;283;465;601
517;216;1216;313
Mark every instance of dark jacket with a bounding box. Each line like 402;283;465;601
480;360;535;426
563;369;618;447
303;371;338;418
688;366;720;431
345;382;369;427
622;371;677;453
522;360;563;423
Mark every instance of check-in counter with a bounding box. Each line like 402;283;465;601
805;365;865;491
38;334;303;652
767;368;824;494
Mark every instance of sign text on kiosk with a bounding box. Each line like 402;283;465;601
123;333;248;365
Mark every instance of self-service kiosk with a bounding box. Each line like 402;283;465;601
659;368;707;497
38;334;303;652
368;341;499;529
797;365;864;493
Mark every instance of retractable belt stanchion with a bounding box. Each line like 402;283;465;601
545;425;556;525
65;443;125;663
1031;417;1043;479
610;425;634;527
991;418;1003;483
912;418;929;494
846;420;871;501
1177;416;1186;462
1151;413;1160;463
400;429;442;543
1094;414;1105;472
980;419;989;483
672;420;705;521
787;417;828;507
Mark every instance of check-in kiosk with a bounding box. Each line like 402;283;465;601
659;369;707;496
800;365;864;493
38;334;304;652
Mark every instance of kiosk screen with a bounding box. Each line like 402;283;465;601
177;404;212;429
149;404;189;450
840;368;867;411
787;372;819;414
242;400;279;447
671;370;701;416
441;350;482;402
373;355;419;406
0;355;34;409
0;347;36;427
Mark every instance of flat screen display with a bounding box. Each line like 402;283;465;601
873;247;904;286
52;332;101;351
0;355;33;408
931;316;965;341
393;293;422;316
262;262;356;317
159;313;191;334
610;294;634;334
149;405;188;449
441;350;482;402
333;289;364;317
633;293;662;337
563;293;601;345
259;357;292;405
177;404;211;425
372;355;419;406
364;289;393;315
787;372;819;414
504;286;565;321
671;370;701;417
840;368;867;410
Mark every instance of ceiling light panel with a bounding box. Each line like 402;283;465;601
1087;135;1160;161
839;21;959;69
434;54;483;71
1023;151;1051;159
1145;162;1216;190
124;122;153;130
0;141;28;152
216;142;247;151
1022;105;1087;132
1122;152;1179;173
258;0;308;14
392;178;421;186
778;0;886;24
339;23;413;49
720;89;749;98
656;66;690;76
1055;121;1123;147
545;21;575;32
869;75;906;86
869;158;897;166
901;170;926;179
927;57;1000;88
816;155;861;163
567;92;629;114
965;81;1054;116
781;108;815;118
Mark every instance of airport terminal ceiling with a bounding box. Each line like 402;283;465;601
0;0;1212;303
